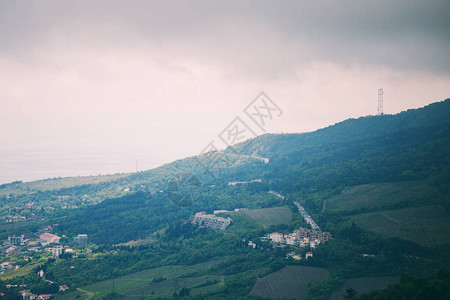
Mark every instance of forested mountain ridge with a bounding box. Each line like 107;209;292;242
236;98;450;160
1;99;449;235
1;99;450;300
230;99;450;206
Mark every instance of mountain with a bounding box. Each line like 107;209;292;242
234;99;450;193
1;99;449;242
1;99;449;300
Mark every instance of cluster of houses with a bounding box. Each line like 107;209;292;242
18;284;68;300
19;290;53;300
1;226;89;277
192;212;232;230
262;227;332;249
2;231;63;259
2;284;69;299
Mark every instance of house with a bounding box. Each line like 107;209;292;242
192;212;232;230
248;241;256;249
74;234;88;246
20;290;37;300
1;262;14;271
64;249;75;254
234;208;248;212
59;285;69;291
39;233;60;245
285;236;298;246
293;228;332;242
8;234;26;244
362;253;376;258
298;240;307;247
293;254;302;260
228;181;246;186
286;251;295;258
51;245;64;257
6;246;19;255
38;294;53;300
306;252;313;259
268;232;284;243
57;196;69;201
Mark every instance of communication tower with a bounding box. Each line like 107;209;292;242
377;88;384;115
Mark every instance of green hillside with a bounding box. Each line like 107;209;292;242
1;99;449;299
250;266;329;299
324;181;439;213
350;205;450;246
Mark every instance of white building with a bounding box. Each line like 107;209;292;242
8;234;26;245
51;245;64;257
192;212;232;230
268;232;284;243
285;236;297;245
0;262;14;272
74;234;88;246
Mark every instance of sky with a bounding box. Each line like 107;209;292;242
1;0;449;184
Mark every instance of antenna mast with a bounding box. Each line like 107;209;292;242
377;88;384;115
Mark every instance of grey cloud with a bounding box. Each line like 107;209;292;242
0;0;449;75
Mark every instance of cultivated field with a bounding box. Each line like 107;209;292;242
325;181;437;213
350;205;450;246
241;206;292;228
330;276;400;300
55;260;221;300
250;265;329;299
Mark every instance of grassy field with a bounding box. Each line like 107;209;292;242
250;265;329;299
330;276;400;300
240;206;292;228
325;181;438;213
350;205;450;246
55;260;221;300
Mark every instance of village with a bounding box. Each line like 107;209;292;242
262;227;332;248
0;225;88;299
191;195;332;262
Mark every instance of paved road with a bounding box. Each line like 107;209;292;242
293;202;321;231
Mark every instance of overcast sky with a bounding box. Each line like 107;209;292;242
1;0;449;183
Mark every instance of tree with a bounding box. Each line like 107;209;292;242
344;288;357;299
